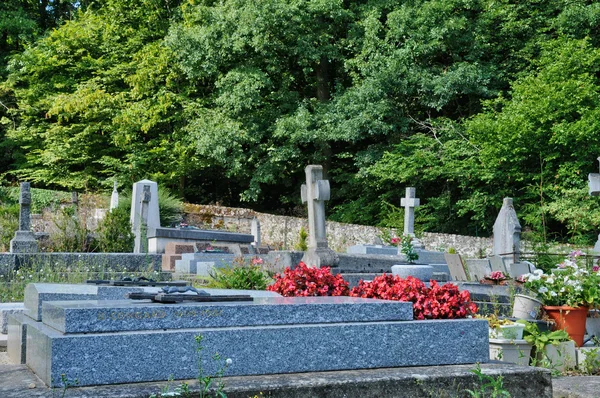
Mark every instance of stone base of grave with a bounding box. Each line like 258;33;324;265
0;363;552;398
301;247;339;267
20;296;488;387
391;264;434;280
9;231;38;253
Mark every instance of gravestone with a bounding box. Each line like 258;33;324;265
134;184;151;253
251;217;261;248
21;292;488;387
492;198;521;263
300;165;338;267
588;159;600;252
131;179;160;251
444;253;469;281
110;180;119;211
400;187;424;249
9;182;38;253
464;259;492;281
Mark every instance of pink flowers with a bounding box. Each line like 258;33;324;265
391;237;401;245
251;257;264;265
488;271;507;281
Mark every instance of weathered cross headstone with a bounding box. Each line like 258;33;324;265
492;197;521;263
131;179;160;252
110;180;119;211
134;185;151;253
251;217;261;248
400;187;424;250
401;187;420;236
300;165;338;267
588;158;600;252
10;182;38;253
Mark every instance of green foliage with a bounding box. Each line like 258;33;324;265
208;263;271;291
118;186;183;227
400;236;419;264
47;206;90;252
95;206;134;253
523;322;571;356
466;363;511;398
0;203;18;251
294;226;308;251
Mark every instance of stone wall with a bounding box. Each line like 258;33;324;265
182;204;492;258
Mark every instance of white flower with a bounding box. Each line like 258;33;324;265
225;358;233;366
538;287;548;293
550;291;558;297
534;269;544;276
546;277;555;284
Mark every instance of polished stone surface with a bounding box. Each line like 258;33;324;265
0;303;24;334
26;317;489;387
42;297;413;333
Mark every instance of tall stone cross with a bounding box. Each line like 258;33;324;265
134;185;151;254
401;187;420;236
300;165;338;267
10;182;38;253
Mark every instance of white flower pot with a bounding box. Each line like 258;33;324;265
498;323;525;340
512;294;543;320
489;338;532;366
587;310;600;338
540;341;576;372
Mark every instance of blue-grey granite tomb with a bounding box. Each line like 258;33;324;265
19;285;489;387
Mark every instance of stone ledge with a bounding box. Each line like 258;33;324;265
0;363;552;398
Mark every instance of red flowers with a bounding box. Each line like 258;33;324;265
268;264;477;320
267;262;350;297
350;274;477;320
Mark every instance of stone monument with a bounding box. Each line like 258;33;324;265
134;185;151;254
300;165;338;267
251;217;261;248
588;158;600;252
492;197;521;263
131;179;160;253
110;180;119;211
400;187;424;249
9;182;38;253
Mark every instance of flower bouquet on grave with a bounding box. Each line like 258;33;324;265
480;270;511;285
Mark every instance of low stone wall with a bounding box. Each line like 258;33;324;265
183;204;492;258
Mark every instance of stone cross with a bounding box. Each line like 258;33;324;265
10;182;38;253
130;179;160;248
492;197;521;263
400;187;420;236
110;181;119;211
300;165;338;267
134;185;151;254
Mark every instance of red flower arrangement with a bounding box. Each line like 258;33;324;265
349;274;477;320
267;262;350;297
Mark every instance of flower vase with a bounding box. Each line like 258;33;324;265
512;294;543;320
543;306;589;347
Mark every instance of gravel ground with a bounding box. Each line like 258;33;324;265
0;352;11;365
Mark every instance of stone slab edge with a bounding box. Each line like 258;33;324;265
0;363;552;398
27;318;489;386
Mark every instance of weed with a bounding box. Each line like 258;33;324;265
466;363;511;398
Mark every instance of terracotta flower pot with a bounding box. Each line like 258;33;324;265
543;305;589;347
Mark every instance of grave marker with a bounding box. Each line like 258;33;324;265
300;165;338;267
110;180;119;211
9;182;38;253
131;180;160;253
134;185;151;253
401;187;420;236
492;198;521;263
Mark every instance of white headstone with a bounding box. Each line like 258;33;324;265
134;185;151;253
251;217;261;247
300;165;338;267
492;197;521;263
110;181;119;211
131;180;160;250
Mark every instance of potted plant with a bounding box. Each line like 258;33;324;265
485;315;526;340
488;318;532;366
522;251;600;347
524;322;575;372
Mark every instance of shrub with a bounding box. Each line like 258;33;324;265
350;274;477;320
267;262;349;297
0;204;19;251
95;206;134;252
117;186;183;227
47;206;90;252
294;226;308;251
208;257;271;290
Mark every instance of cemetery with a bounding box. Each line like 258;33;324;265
3;2;600;397
1;164;600;397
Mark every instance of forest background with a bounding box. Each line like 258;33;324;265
2;0;600;246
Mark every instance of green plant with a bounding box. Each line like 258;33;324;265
118;186;183;227
465;363;511;398
0;203;18;251
579;348;600;375
95;206;134;252
47;206;90;252
208;257;271;290
523;322;571;357
400;235;419;263
294;226;308;251
196;335;231;398
448;247;457;254
52;373;79;398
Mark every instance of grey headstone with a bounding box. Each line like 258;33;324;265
10;182;38;253
391;264;434;281
251;217;261;247
131;180;160;250
489;255;509;274
110;180;119;211
465;259;492;281
444;253;469;281
300;165;338;267
492;198;521;262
